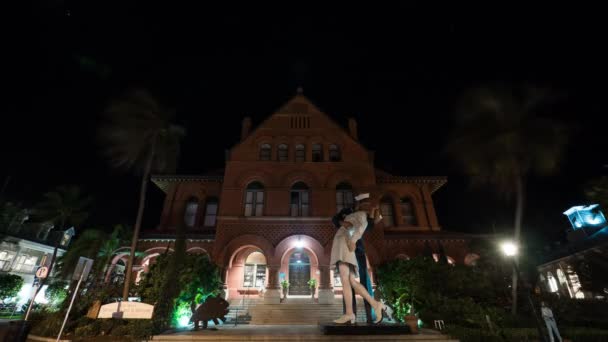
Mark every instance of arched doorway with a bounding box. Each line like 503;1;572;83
288;251;311;295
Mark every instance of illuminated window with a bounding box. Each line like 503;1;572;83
203;198;218;227
295;144;306;162
13;255;38;273
547;272;559;293
312;144;323;162
243;251;267;288
290;182;310;217
336;182;354;212
400;198;417;226
557;268;573;297
0;251;15;271
184;197;199;227
259;144;271;161
278;144;288;161
329;144;341;162
380;197;395;227
244;182;264;217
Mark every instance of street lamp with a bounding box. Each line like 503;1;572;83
500;241;547;342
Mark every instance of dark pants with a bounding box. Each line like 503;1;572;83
342;250;375;323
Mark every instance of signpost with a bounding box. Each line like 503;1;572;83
24;266;49;320
56;257;93;342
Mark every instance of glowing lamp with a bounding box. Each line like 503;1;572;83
295;236;304;249
178;315;191;327
500;241;518;257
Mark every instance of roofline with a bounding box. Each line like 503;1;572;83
376;176;447;193
151;174;223;193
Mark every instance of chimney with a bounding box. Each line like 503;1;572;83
348;118;358;140
241;117;252;141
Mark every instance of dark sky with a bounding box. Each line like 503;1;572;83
4;3;608;244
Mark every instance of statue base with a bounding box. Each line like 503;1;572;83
320;322;411;335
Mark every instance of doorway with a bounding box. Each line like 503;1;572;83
288;251;310;295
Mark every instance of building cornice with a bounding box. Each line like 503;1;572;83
151;174;224;193
375;176;447;193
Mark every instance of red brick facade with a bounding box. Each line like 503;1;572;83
124;91;473;303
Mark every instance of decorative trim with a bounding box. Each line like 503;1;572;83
376;176;447;193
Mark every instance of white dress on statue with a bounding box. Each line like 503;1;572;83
330;210;368;275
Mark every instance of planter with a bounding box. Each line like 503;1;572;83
404;315;419;334
311;288;316;300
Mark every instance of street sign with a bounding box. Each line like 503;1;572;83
35;266;49;279
72;257;94;281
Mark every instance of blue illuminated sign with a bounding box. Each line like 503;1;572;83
563;204;607;230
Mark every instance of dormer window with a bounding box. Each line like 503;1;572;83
278;144;288;161
295;144;305;162
260;144;271;161
312;144;323;162
329;144;341;162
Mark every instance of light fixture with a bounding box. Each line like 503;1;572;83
500;241;518;257
295;236;304;249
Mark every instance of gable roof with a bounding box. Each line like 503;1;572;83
231;89;367;153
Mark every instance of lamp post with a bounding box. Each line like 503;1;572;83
500;241;547;342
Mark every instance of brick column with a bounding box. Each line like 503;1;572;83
264;265;281;304
318;264;334;304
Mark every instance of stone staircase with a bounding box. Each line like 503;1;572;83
254;298;368;325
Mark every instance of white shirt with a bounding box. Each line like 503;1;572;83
541;307;554;320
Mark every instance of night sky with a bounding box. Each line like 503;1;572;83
4;3;607;245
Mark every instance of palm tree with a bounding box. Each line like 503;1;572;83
445;85;569;314
98;89;185;300
35;185;92;231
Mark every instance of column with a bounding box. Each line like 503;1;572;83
219;267;229;300
317;265;334;304
264;265;281;304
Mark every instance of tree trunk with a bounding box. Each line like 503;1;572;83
511;175;525;315
122;139;157;300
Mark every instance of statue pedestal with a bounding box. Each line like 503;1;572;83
320;323;411;335
263;289;281;304
317;289;334;304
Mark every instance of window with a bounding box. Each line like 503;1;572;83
290;182;310;216
0;251;15;271
400;198;417;226
184;197;199;227
329;144;341;162
295;144;306;162
312;144;323;162
380;197;395;227
547;272;559;293
278;144;288;161
245;182;264;217
259;144;271;161
203;197;218;227
336;182;354;212
243;251;267;288
12;255;38;273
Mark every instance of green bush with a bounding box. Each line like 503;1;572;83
0;273;24;301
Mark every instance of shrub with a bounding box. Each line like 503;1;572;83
0;273;24;301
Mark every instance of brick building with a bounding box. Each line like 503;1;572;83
119;90;474;304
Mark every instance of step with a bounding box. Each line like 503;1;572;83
150;325;458;341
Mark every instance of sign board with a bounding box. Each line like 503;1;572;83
97;302;154;319
72;257;94;281
35;266;49;279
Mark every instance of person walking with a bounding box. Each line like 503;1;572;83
541;301;563;342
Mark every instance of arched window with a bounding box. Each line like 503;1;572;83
312;144;323;162
243;251;267;288
295;144;306;162
400;197;417;226
290;182;310;216
278;144;288;161
329;144;341;162
245;182;264;217
259;144;271;161
380;197;395;227
203;197;218;227
336;182;354;211
184;197;199;227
